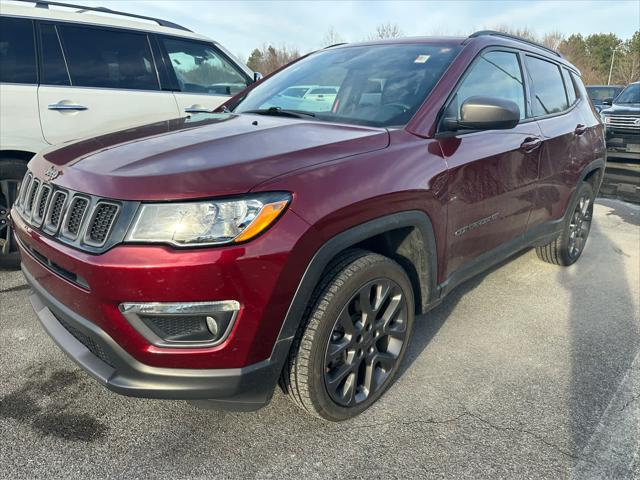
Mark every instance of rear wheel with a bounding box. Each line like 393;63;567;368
536;182;594;266
0;159;27;269
282;250;415;421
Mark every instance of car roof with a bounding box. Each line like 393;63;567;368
0;1;210;42
326;33;581;75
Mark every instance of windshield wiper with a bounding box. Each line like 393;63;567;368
241;107;316;118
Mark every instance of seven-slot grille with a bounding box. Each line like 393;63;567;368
606;115;640;131
15;171;121;248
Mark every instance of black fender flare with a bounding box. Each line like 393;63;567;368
269;210;438;361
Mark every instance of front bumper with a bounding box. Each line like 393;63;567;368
605;130;640;160
24;265;291;409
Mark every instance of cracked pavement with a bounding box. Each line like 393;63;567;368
1;199;639;479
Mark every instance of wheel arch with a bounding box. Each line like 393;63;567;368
275;210;438;348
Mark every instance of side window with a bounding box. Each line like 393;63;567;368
57;25;159;90
453;51;526;120
561;68;577;106
571;72;588;101
525;56;568;116
0;17;37;84
162;38;249;96
40;24;70;86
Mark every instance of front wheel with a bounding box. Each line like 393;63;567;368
536;182;594;266
282;250;415;421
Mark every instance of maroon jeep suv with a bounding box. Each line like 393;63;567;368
12;31;604;421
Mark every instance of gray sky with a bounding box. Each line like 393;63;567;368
14;0;640;59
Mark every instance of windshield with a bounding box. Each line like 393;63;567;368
615;83;640;104
586;86;622;102
234;43;461;128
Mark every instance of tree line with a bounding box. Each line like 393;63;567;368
243;23;639;87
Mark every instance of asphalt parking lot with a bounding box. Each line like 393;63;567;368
1;199;638;479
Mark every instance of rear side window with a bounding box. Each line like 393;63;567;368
40;24;70;86
0;17;37;84
561;69;577;106
57;25;159;90
525;56;568;116
162;38;249;96
453;50;526;120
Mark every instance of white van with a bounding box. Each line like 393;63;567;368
0;0;258;267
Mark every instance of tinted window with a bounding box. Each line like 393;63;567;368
0;17;37;84
525;56;568;116
162;38;249;95
454;50;526;120
615;83;639;104
40;24;70;86
235;44;461;128
561;69;577;106
58;26;159;90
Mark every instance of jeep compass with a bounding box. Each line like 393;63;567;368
11;31;605;421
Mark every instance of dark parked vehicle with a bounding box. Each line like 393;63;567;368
586;84;624;112
600;82;640;160
12;31;605;421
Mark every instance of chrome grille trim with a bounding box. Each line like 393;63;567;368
32;184;52;226
61;196;90;240
14;171;138;254
84;201;120;247
605;115;640;130
17;173;32;207
25;178;41;214
44;190;68;233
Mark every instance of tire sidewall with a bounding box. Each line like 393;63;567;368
559;182;594;265
0;159;28;269
306;258;415;421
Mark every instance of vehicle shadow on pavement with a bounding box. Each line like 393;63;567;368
398;250;530;379
564;219;640;477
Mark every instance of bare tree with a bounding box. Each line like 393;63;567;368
323;26;344;47
542;31;564;51
370;22;403;40
246;44;301;75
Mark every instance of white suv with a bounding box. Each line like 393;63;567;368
0;0;257;267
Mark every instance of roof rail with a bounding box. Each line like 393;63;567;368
469;30;562;58
13;0;192;32
323;42;348;49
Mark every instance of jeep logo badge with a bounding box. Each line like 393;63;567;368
44;166;60;181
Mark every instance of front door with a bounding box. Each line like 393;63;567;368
439;50;542;277
158;37;250;116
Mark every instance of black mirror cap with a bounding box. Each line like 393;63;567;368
602;97;613;106
253;71;263;83
457;96;520;131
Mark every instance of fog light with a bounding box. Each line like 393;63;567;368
119;301;239;348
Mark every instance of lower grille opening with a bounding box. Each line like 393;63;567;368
56;315;115;368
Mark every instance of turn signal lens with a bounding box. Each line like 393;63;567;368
234;200;289;242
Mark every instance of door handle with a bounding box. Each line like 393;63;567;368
520;137;542;153
48;103;88;111
184;107;214;114
574;124;587;135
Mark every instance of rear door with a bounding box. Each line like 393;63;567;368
439;49;543;277
157;37;251;115
523;55;584;227
37;23;180;145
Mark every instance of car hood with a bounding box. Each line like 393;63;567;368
33;114;389;201
601;103;640;115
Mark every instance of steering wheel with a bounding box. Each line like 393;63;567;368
384;103;412;112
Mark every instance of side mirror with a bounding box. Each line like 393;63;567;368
444;96;520;132
253;72;263;83
602;97;613;106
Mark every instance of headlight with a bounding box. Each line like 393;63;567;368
125;192;290;247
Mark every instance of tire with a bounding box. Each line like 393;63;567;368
536;182;595;266
0;159;27;269
281;249;415;421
